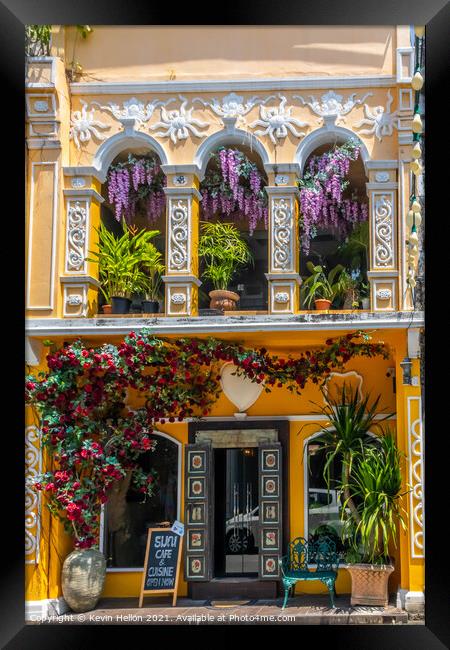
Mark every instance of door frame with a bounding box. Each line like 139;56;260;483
188;420;290;590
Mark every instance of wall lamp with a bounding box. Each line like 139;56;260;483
400;357;413;385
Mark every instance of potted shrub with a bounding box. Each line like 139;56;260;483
302;262;344;310
140;242;165;314
336;269;362;310
359;281;370;310
198;221;253;311
342;432;408;607
87;223;159;314
309;385;401;608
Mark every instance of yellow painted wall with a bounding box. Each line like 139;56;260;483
62;26;397;82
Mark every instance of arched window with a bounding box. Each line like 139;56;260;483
198;145;269;312
298;139;370;310
99;148;167;313
102;432;180;569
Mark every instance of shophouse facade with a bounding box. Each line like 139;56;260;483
25;26;424;616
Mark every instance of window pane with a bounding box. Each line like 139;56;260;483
307;442;349;555
104;434;178;568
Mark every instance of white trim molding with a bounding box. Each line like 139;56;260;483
70;75;397;95
26;161;58;311
25;426;42;564
370;191;396;270
194;126;269;180
92;130;169;181
407;396;424;559
396;47;414;84
295;125;370;175
25;312;424;337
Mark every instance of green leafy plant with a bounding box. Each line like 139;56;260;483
337;221;369;273
25;331;388;548
198;221;253;291
139;244;165;301
336;269;361;308
86;223;160;300
26;25;51;56
342;431;408;563
301;262;345;308
305;385;394;529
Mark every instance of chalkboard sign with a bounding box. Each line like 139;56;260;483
139;528;183;607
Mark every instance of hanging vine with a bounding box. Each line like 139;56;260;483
25;330;389;549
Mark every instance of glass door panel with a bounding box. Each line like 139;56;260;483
224;448;259;575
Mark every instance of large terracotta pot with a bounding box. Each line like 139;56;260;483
346;563;394;607
62;548;106;613
314;299;332;310
209;290;240;311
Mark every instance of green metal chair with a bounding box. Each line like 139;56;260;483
279;536;340;609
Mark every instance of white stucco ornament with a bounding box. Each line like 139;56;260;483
249;95;308;144
92;97;177;126
70;101;110;150
193;92;265;127
220;362;264;412
151;96;209;143
294;90;372;124
354;90;399;141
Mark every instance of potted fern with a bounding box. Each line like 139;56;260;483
302;262;344;310
87;223;160;314
342;432;408;607
198;221;253;311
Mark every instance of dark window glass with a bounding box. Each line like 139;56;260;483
104;434;179;568
306;441;349;555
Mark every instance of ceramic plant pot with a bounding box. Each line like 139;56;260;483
314;299;332;310
111;297;131;314
102;304;112;314
346;563;394;607
61;548;106;613
209;290;240;312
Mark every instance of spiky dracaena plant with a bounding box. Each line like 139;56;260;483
343;431;408;563
307;384;394;527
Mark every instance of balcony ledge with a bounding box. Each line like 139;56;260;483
26;311;424;338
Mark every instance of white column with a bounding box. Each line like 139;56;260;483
265;185;301;314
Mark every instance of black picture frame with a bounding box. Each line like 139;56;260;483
6;1;449;647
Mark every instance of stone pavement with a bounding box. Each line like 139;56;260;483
36;593;416;625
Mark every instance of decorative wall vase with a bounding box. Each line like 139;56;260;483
220;362;264;412
208;290;240;312
346;563;394;607
61;548;106;613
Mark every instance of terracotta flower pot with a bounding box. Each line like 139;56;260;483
314;299;332;310
209;290;240;312
61;548;106;613
102;304;112;314
346;562;394;607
